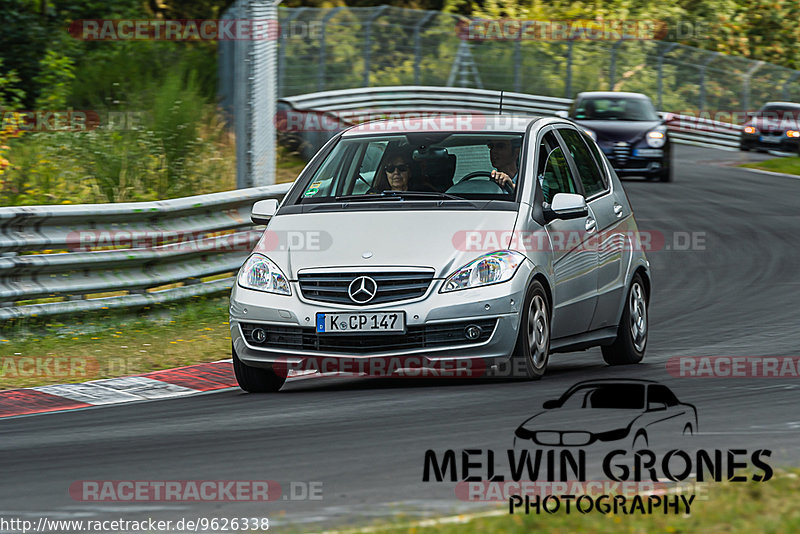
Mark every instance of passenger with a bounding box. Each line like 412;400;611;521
487;138;521;191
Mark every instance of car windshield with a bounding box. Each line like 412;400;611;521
757;105;800;123
558;384;645;409
572;97;659;121
295;133;523;204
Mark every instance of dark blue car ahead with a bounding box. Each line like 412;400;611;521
560;92;672;182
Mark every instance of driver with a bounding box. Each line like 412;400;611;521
488;138;521;191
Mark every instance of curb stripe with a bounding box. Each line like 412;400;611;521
0;361;239;420
0;389;92;418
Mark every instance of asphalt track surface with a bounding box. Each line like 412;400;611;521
2;145;799;531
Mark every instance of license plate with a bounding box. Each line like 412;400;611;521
760;135;781;144
316;312;405;333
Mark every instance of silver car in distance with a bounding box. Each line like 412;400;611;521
230;116;651;392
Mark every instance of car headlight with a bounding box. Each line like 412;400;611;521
646;127;667;148
583;128;597;141
787;130;800;138
237;254;291;295
744;125;757;134
441;251;524;293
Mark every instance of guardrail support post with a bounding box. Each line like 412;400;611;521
513;38;522;93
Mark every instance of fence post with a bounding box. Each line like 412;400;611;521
363;6;389;87
656;43;677;109
609;39;625;90
278;7;307;98
414;12;437;85
698;52;719;111
318;7;343;92
564;40;574;98
741;61;764;112
782;72;800;101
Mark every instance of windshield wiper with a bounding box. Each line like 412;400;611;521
334;193;402;202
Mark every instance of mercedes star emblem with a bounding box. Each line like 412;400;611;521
347;276;378;304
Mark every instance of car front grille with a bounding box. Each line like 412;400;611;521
613;142;630;166
298;271;434;305
240;319;497;354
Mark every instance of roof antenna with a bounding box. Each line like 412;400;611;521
499;90;504;115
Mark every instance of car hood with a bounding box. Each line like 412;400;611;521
517;408;642;434
572;120;662;143
252;209;521;279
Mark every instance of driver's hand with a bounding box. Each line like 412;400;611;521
490;170;514;190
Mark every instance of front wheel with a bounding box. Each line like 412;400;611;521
232;345;285;392
511;280;551;379
602;273;648;365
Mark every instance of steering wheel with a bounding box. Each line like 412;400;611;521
457;171;515;194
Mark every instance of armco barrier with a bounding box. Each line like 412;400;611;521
0;184;291;320
279;85;743;157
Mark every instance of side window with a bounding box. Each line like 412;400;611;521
537;131;577;204
558;128;607;198
647;385;679;407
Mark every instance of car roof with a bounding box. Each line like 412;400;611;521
565;378;660;388
576;91;652;100
762;101;800;108
342;114;545;136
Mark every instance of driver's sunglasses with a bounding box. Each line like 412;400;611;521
384;164;409;173
487;142;509;150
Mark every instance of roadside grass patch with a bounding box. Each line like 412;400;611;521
741;156;800;176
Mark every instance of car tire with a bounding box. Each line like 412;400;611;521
602;273;648;365
232;344;285;392
740;143;751;152
658;166;672;182
511;280;551;380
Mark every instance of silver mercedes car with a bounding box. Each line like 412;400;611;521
230;116;651;392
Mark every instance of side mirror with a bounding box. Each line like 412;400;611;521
251;199;279;225
542;399;560;409
554;110;569;119
647;401;667;412
544;193;588;222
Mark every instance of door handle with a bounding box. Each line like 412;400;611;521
585;218;596;232
613;203;623;217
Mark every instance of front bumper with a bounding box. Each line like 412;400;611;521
600;145;668;177
740;133;800;152
230;271;530;370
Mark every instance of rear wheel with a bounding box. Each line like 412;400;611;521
511;280;551;379
658;165;673;182
232;345;285;392
602;273;648;365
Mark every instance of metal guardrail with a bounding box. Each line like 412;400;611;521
279;86;743;155
0;184;291;320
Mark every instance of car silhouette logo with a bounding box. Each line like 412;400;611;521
513;379;697;449
348;276;378;303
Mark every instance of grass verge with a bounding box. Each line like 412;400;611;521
356;471;800;534
740;156;800;175
0;295;232;390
